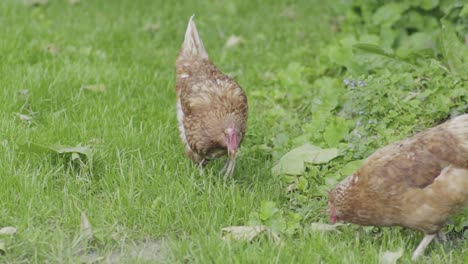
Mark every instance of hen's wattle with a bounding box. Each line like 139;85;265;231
329;114;468;260
175;16;248;177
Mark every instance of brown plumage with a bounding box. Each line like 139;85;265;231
328;114;468;260
175;16;248;177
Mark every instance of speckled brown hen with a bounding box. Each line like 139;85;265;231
175;16;248;177
328;114;468;260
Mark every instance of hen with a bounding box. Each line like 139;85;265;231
175;16;248;177
328;114;468;260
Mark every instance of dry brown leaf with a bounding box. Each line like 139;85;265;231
379;249;404;264
225;35;244;48
309;223;345;232
0;227;17;235
221;225;268;241
81;84;106;93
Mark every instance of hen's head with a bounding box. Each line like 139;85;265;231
224;125;240;158
211;113;245;159
328;175;355;223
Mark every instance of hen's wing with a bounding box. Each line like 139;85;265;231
356;114;468;193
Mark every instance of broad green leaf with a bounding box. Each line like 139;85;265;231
339;160;365;176
460;4;468;16
352;44;414;72
359;34;381;45
265;215;287;234
372;3;409;27
285;212;302;235
277;62;306;89
323;118;351;147
397;32;435;58
417;0;439;10
272;143;340;176
259;201;280;221
437;21;468;76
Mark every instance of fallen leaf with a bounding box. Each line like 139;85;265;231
15;113;33;122
17;89;30;100
379;249;404;264
260;71;276;81
0;227;17;235
0;240;5;255
221;225;268;241
144;23;161;32
309;223;345;232
80;212;94;241
18;143;94;166
25;0;48;7
69;0;80;5
280;6;296;19
46;44;59;56
81;84;106;93
272;143;340;176
286;177;299;193
225;35;244;48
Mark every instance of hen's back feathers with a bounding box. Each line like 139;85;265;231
357;114;468;192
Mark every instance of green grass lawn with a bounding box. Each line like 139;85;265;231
0;0;467;263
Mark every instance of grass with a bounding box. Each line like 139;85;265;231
0;0;466;263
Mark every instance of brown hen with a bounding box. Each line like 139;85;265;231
175;16;248;177
328;114;468;260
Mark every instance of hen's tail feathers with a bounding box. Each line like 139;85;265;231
181;15;209;59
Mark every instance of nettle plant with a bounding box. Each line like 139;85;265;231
256;0;468;236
